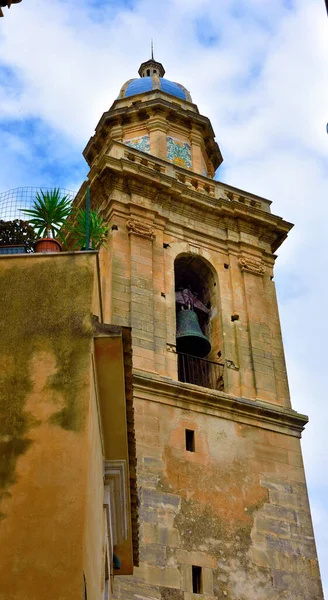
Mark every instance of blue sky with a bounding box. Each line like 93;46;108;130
1;0;328;594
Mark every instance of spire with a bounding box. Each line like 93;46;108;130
138;46;165;78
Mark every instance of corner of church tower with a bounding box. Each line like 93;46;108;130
73;56;324;600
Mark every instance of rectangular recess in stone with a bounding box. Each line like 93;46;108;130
185;429;195;452
192;566;202;594
166;136;192;169
125;135;150;153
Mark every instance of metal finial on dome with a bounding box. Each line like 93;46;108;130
138;46;165;78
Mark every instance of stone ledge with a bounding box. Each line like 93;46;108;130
87;146;293;253
132;370;308;438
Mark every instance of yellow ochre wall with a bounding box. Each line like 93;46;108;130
0;252;102;600
83;362;106;599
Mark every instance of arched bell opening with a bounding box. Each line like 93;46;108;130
174;254;223;390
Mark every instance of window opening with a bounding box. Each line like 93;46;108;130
175;255;224;391
192;566;202;594
147;69;150;76
185;429;195;452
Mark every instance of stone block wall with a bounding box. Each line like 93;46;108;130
112;380;323;600
105;195;290;407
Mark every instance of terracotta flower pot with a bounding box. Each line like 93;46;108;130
34;238;62;253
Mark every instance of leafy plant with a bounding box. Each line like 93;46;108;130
70;208;109;250
0;219;37;252
22;188;72;241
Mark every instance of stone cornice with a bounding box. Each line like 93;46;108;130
87;144;293;252
83;94;222;169
132;370;308;438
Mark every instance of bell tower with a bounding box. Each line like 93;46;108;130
76;58;324;600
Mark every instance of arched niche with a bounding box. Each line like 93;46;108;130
174;253;222;367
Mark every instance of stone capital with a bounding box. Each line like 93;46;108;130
147;118;168;134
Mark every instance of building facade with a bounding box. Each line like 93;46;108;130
73;57;324;599
0;251;138;599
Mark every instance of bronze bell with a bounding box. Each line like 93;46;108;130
176;308;211;358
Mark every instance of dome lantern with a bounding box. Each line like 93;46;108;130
138;43;165;78
138;59;165;78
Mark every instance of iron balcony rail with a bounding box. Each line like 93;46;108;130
177;352;224;391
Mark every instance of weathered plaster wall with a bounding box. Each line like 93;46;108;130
0;252;100;600
113;387;323;600
83;362;106;599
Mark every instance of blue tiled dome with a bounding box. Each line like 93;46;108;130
123;77;187;101
119;58;192;102
119;58;192;103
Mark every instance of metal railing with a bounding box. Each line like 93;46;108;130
177;352;224;391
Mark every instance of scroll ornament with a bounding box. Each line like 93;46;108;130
238;255;265;276
126;218;155;241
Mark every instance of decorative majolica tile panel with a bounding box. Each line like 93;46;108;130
125;135;150;154
166;136;192;169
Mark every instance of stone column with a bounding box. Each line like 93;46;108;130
239;254;279;404
216;251;243;397
226;251;257;399
152;218;168;375
109;122;123;142
127;217;156;372
108;210;131;328
147;118;168;161
190;129;204;175
263;270;291;407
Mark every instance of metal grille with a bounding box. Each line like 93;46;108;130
178;352;224;391
0;187;76;222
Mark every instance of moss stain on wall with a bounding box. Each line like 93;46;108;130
0;256;94;513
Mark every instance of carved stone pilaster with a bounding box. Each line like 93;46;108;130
238;255;265;276
126;218;155;241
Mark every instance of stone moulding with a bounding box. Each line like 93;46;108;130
132;370;308;438
239;255;265;276
126;218;155;241
87;147;293;253
83;97;223;169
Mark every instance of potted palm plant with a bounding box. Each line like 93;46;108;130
70;207;109;250
22;188;72;253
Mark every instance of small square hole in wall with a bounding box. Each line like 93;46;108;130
185;429;195;452
192;566;202;594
